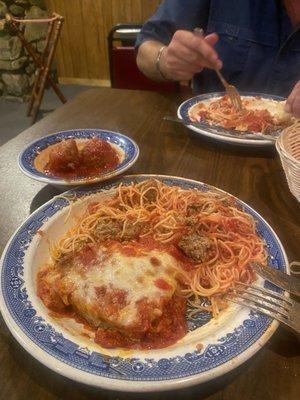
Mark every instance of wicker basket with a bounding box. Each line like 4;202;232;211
276;121;300;201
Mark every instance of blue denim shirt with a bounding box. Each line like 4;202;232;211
136;0;300;97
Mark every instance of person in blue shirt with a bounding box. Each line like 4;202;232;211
136;0;300;117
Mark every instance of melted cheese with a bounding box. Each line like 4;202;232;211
62;246;179;328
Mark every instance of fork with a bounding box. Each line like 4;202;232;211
194;28;243;111
227;283;300;334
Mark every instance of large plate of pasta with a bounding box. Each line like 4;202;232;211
0;175;288;391
178;92;294;146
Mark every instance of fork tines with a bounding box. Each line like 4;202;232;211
227;85;243;111
227;282;299;333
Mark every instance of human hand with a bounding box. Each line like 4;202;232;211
159;30;222;81
285;81;300;118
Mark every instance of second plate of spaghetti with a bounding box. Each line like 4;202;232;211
0;175;288;391
178;92;293;146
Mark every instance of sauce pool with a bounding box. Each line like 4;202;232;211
34;137;122;180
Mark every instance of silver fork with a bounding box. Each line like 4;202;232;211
227;283;300;334
194;28;243;111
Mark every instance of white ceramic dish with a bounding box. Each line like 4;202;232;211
177;92;287;146
0;175;288;392
18;129;139;187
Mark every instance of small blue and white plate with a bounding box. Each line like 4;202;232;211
178;92;286;146
18;129;139;187
0;175;288;392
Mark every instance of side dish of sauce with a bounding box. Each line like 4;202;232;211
34;138;123;180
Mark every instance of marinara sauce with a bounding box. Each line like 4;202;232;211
43;138;120;179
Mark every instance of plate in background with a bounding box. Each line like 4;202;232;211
18;129;139;187
178;92;287;146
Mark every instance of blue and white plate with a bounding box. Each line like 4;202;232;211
18;129;139;187
178;92;286;146
0;175;288;392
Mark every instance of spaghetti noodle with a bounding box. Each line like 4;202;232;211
49;179;267;317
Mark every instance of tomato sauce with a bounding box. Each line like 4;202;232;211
41;138;120;180
37;268;67;312
37;236;192;350
154;278;172;291
94;295;187;350
76;244;98;266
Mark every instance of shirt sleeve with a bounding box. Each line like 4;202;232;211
136;0;211;48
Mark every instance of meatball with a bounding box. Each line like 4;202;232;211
94;218;146;242
122;222;146;240
185;215;198;227
81;138;118;168
94;218;122;241
187;203;203;216
178;233;211;262
48;139;80;172
142;180;160;203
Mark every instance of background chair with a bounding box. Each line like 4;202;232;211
6;13;66;125
108;23;179;93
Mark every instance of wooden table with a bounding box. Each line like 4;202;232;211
0;88;299;400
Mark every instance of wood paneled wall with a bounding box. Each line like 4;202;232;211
45;0;161;85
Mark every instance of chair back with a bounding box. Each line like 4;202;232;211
108;24;179;93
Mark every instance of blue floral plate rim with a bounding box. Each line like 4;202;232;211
177;92;286;147
18;128;139;186
0;174;288;392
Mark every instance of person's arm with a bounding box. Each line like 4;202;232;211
285;81;300;118
136;0;216;81
136;40;167;81
136;30;222;82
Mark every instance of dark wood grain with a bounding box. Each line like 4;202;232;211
0;88;299;400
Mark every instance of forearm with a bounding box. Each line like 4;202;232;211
136;40;170;82
137;32;222;83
